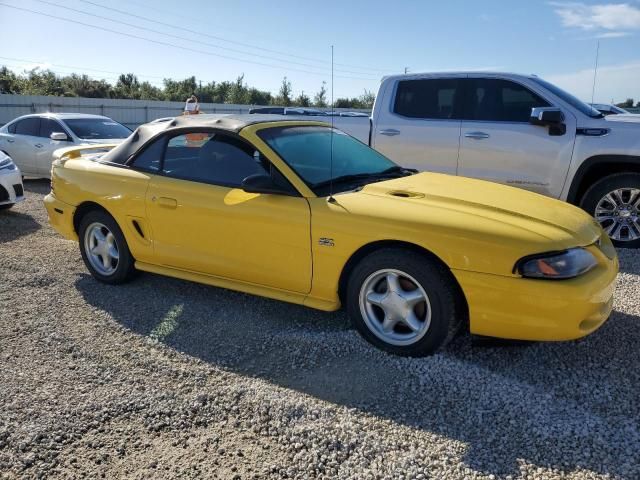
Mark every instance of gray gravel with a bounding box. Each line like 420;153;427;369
1;180;639;479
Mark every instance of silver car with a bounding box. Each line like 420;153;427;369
0;113;131;179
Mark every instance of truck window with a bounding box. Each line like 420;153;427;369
393;79;462;119
465;79;550;122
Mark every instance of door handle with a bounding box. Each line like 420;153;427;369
379;129;401;136
34;143;43;148
464;131;490;140
157;197;177;209
6;139;14;143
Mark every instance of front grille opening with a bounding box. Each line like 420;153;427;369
0;185;8;202
13;184;23;197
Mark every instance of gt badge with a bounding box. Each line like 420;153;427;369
318;237;335;247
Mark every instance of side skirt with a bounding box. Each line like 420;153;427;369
134;261;340;312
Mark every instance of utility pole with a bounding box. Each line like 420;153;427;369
591;40;600;104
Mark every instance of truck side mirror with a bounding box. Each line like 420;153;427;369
530;107;566;136
530;107;563;126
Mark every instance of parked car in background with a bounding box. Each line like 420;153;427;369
338;72;640;247
0;113;131;179
0;151;24;210
44;115;617;356
589;103;630;116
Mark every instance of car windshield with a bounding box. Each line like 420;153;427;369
258;126;407;196
531;77;603;118
63;118;131;139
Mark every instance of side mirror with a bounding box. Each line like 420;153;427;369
530;107;563;126
241;174;285;195
50;132;69;141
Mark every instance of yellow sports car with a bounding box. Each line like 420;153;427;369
44;115;618;356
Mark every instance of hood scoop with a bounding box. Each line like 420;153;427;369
387;190;425;199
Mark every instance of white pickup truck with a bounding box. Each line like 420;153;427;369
340;72;640;248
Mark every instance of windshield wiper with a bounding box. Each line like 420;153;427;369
312;166;414;189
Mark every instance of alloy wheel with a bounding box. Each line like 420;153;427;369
358;268;432;346
84;222;120;276
595;188;640;242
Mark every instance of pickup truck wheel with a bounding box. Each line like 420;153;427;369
346;248;462;356
581;172;640;248
78;210;136;284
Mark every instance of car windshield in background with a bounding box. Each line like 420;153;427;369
258;126;405;196
63;118;131;139
531;77;603;118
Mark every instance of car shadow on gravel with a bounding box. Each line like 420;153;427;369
75;272;640;479
0;210;41;242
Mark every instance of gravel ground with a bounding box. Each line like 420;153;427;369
0;180;639;480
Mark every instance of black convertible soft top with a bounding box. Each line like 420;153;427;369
100;114;328;164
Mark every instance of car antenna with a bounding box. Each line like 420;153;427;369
328;45;337;204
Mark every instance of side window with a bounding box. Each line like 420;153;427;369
39;119;67;139
466;79;550;122
131;137;166;172
162;132;267;187
14;118;41;136
393;79;462;119
7;122;17;134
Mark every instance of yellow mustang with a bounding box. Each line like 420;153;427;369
44;115;618;356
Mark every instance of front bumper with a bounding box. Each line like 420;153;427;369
452;244;618;341
44;193;78;241
0;168;25;206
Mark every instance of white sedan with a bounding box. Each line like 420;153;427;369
0;113;131;179
0;151;24;210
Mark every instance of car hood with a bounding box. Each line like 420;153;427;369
79;138;127;145
604;113;640;124
354;172;601;248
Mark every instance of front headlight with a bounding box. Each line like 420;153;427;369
0;156;16;171
515;248;597;279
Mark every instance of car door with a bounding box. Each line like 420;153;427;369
372;76;464;174
37;118;73;177
140;130;312;293
457;77;576;198
1;117;42;175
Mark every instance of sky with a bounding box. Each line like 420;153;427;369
0;0;639;103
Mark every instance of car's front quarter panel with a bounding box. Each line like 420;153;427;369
305;191;617;340
48;159;154;262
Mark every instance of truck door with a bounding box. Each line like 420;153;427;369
372;76;464;175
457;77;576;198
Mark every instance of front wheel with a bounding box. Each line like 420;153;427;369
78;210;136;284
0;203;14;210
346;248;463;357
580;172;640;248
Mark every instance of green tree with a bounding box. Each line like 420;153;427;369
20;68;65;96
62;74;112;98
0;66;22;94
295;90;311;107
616;98;634;108
275;76;292;106
163;76;197;101
247;87;272;105
113;73;140;99
139;81;163;100
313;81;327;107
229;74;249;104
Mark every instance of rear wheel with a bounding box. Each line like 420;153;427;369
0;204;14;210
346;248;463;356
580;172;640;248
78;210;136;284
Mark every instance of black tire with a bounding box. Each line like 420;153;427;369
580;172;640;249
78;209;136;284
346;248;464;357
0;203;14;210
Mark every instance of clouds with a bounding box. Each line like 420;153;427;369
545;61;640;103
550;2;640;38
